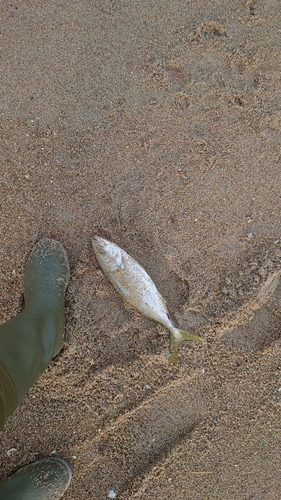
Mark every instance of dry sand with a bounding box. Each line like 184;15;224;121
1;0;281;498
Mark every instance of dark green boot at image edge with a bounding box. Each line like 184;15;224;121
0;238;70;430
0;457;72;500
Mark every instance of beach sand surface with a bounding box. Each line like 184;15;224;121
0;0;281;498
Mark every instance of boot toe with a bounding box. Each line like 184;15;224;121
23;238;70;309
0;458;72;500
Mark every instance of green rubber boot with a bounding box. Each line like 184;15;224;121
0;239;70;430
0;457;72;499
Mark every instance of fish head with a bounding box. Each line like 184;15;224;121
92;236;123;272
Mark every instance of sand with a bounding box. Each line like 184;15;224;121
0;0;281;498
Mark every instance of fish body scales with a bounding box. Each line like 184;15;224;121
95;241;171;328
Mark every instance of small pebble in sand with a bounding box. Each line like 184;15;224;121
247;232;253;238
7;448;17;456
108;490;117;498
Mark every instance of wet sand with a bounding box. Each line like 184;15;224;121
1;0;281;498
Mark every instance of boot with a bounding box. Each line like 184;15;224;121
0;457;72;499
0;239;70;430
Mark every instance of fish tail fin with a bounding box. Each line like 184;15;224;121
170;328;203;364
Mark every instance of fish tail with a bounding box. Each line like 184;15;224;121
170;328;203;364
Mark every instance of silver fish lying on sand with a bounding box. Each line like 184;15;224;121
92;236;203;364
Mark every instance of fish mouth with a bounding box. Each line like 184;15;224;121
93;235;105;244
92;236;116;259
92;235;108;249
92;236;106;256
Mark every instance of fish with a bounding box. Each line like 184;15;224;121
92;236;203;364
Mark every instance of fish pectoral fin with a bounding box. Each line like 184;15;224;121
170;329;203;364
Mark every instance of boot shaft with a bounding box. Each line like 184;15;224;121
0;239;70;430
0;351;23;430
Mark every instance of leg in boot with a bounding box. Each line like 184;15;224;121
0;238;70;430
0;457;72;500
